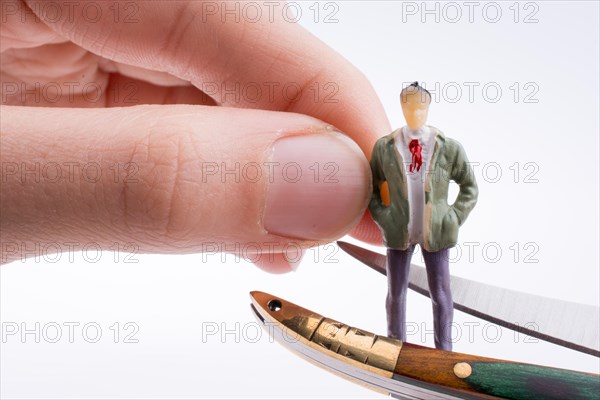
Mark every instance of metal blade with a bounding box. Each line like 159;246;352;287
337;241;600;357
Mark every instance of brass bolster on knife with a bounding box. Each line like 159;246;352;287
267;292;402;374
310;318;402;373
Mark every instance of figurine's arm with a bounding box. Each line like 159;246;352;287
449;141;478;225
368;140;387;217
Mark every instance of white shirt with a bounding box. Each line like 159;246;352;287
395;126;436;245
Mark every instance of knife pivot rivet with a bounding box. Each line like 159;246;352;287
268;299;282;312
453;362;472;379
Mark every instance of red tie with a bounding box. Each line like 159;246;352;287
408;139;422;172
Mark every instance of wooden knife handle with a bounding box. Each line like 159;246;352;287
394;343;600;400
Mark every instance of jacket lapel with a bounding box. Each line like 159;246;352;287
386;129;408;201
425;128;446;194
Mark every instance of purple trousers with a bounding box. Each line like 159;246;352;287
386;246;454;351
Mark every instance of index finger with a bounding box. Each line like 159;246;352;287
22;0;391;156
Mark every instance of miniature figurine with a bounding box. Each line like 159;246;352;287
369;82;478;350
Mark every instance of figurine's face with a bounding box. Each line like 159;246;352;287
401;93;430;130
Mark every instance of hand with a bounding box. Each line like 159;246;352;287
0;0;388;271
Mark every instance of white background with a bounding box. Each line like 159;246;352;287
1;1;599;399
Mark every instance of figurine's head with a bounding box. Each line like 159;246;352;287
400;82;431;130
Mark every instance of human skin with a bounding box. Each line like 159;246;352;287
0;1;390;271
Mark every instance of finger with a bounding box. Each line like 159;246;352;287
22;1;391;155
1;41;217;107
349;210;383;246
0;105;370;270
0;0;66;52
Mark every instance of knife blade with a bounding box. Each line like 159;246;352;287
337;241;600;357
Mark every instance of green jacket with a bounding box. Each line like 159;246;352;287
369;127;478;252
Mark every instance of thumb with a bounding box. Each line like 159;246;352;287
0;105;371;271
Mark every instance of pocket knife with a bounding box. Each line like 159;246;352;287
249;242;600;400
